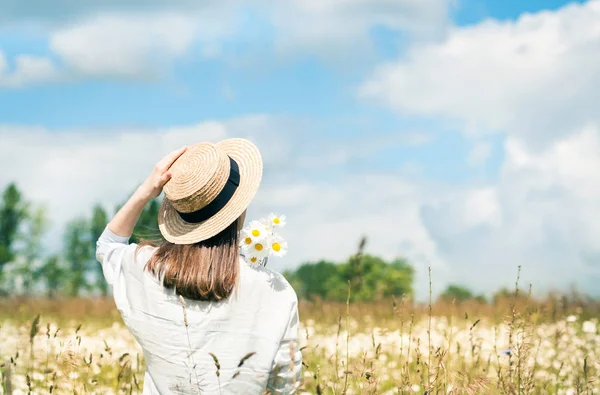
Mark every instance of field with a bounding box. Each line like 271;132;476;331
1;293;599;394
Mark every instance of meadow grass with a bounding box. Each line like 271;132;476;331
0;281;599;394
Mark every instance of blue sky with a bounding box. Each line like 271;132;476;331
1;0;600;299
453;0;586;23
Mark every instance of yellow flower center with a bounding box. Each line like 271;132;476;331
250;257;257;263
274;218;280;224
252;229;260;237
255;243;263;251
244;237;252;245
272;243;281;252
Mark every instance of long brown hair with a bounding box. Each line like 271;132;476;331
142;217;241;301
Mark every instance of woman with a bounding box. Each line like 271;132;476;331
96;139;302;394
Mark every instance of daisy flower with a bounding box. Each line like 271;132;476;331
268;235;288;257
267;213;286;228
247;240;269;259
247;256;260;265
240;212;287;265
239;229;254;248
247;220;269;239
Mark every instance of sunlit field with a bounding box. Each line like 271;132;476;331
1;288;599;395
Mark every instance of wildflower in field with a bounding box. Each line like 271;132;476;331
566;315;577;323
582;320;597;334
2;303;600;394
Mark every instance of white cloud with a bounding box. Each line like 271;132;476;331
401;132;434;147
49;14;199;78
361;0;600;148
0;51;60;88
359;1;600;295
1;0;451;85
271;0;449;59
422;126;600;296
467;141;492;166
295;131;433;169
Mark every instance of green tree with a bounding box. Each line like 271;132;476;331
36;255;65;299
334;255;414;302
286;253;415;302
440;284;474;302
378;258;415;298
90;205;109;296
14;206;48;294
284;260;338;300
64;218;91;296
0;183;28;276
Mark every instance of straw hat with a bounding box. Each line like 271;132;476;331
158;138;263;244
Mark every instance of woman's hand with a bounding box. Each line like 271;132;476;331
107;146;188;238
137;146;188;200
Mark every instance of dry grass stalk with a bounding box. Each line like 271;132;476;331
341;280;351;395
427;267;433;393
2;362;13;394
178;294;202;393
232;352;256;379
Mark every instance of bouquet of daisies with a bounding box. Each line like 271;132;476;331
240;213;288;266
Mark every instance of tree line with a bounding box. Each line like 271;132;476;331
283;240;490;303
284;238;416;302
1;182;506;303
0;183;163;297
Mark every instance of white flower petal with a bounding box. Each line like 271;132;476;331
268;235;288;257
268;213;286;228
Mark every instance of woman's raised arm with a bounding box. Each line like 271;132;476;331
107;146;187;238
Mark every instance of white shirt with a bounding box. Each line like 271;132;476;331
96;228;302;395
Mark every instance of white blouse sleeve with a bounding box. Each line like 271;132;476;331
95;227;132;286
266;299;303;394
95;226;141;316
